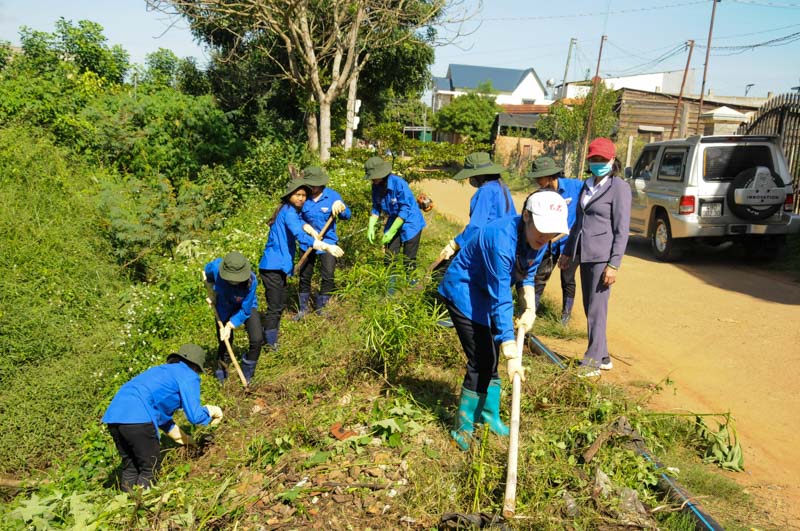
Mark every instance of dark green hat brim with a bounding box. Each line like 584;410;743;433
303;167;329;187
282;180;310;200
453;162;506;180
526;165;563;179
364;160;392;181
173;344;206;368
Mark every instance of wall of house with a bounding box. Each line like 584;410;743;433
494;135;546;168
511;73;547;103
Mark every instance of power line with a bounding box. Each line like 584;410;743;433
478;0;708;22
604;43;687;76
696;29;800;55
729;0;800;8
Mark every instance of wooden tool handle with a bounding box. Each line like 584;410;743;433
207;298;248;389
293;214;336;276
503;327;526;518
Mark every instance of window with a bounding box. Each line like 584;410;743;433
633;148;659;180
658;149;688;182
703;145;775;182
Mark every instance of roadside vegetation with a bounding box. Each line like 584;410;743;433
0;18;781;531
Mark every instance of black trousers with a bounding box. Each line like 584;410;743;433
215;311;264;364
534;244;578;300
297;251;336;296
385;230;421;273
107;423;160;492
445;301;499;394
260;269;287;330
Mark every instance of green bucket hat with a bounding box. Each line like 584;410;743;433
364;156;392;181
453;152;506;180
526;156;563;179
282;178;310;200
172;343;206;369
303;166;329;187
220;251;251;283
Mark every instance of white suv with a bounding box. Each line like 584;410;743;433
624;135;799;261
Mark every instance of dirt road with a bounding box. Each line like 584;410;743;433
419;179;800;527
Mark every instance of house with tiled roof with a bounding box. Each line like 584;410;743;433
432;64;549;112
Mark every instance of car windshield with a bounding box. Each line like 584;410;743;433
703;145;774;182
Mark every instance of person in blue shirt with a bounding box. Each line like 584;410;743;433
296;166;351;318
102;344;223;492
437;152;516;263
438;190;569;450
527;156;584;325
259;178;344;352
364;156;426;275
203;251;261;384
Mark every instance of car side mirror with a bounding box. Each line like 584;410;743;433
624;167;633;179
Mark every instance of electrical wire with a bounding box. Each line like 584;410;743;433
603;43;687;76
478;0;708;22
729;0;800;8
696;29;800;55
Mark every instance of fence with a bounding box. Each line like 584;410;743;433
736;93;800;213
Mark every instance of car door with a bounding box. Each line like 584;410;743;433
627;146;660;232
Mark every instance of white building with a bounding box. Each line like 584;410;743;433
432;64;549;112
557;69;697;99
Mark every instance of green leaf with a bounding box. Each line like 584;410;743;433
303;451;332;469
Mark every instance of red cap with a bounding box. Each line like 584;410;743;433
586;137;616;160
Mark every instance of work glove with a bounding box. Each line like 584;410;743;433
313;240;344;258
219;321;235;343
516;285;537;332
439;239;460;261
381;217;404;245
202;271;216;304
331;200;346;217
367;215;379;243
501;340;526;382
167;425;195;446
205;405;223;427
303;224;320;240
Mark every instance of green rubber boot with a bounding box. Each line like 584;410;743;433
451;388;480;451
480;379;509;437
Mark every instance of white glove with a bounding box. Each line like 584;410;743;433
219;321;235;343
303;224;320;240
313;240;344;258
202;271;216;304
517;309;536;333
167;425;195;446
439;239;460;261
331;200;346;216
205;405;223;427
501;340;525;382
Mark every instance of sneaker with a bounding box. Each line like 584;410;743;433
600;359;613;371
437;318;454;328
577;365;601;378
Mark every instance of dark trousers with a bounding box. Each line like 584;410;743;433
260;269;287;330
384;230;421;273
580;261;611;367
534;245;578;300
446;301;499;394
216;311;264;364
297;251;336;296
107;423;160;492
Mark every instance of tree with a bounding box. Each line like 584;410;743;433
144;48;181;87
148;0;450;162
433;86;501;143
534;82;619;176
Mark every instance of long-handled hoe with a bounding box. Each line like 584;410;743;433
293;214;335;276
206;298;249;389
502;327;526;518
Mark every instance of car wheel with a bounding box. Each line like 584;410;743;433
726;167;785;221
651;213;683;261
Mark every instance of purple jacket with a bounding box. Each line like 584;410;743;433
564;175;631;268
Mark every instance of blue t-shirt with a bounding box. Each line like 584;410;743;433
370;174;426;242
204;258;258;327
259;204;316;275
439;216;543;344
454;179;516;248
300;187;351;252
102;362;212;438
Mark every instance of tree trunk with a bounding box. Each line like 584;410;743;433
319;100;332;162
344;73;359;150
305;111;319;155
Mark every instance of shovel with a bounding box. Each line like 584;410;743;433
294;214;335;276
206;298;248;389
502;326;526;518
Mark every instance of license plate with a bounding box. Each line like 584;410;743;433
700;202;722;217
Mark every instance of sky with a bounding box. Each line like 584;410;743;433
1;0;799;98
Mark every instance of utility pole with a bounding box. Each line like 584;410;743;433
670;40;695;139
560;38;576;100
578;34;607;177
696;0;721;132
